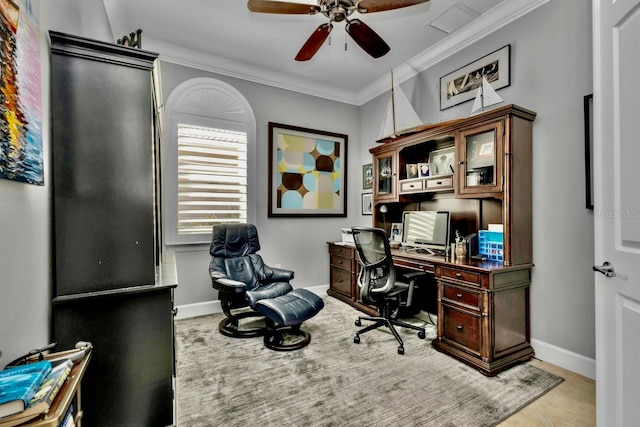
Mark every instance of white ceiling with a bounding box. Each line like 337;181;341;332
102;0;546;105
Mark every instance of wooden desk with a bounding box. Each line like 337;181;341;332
328;242;534;376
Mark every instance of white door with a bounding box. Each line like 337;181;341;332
593;0;640;425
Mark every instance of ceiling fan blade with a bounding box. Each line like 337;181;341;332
357;0;428;13
345;19;390;59
295;23;332;61
247;0;321;15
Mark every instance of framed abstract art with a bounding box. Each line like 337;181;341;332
268;122;348;217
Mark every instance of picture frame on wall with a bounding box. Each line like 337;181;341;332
362;163;373;189
440;44;511;110
268;122;348;217
362;193;373;215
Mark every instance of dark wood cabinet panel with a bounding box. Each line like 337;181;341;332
49;31;175;427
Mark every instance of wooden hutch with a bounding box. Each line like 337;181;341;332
329;104;536;375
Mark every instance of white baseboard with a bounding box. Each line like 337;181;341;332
531;338;595;380
175;285;329;320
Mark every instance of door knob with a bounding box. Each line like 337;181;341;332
593;261;615;278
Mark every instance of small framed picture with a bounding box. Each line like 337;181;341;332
429;147;455;176
361;193;373;215
418;162;430;177
362;163;373;189
406;163;418;179
390;223;403;242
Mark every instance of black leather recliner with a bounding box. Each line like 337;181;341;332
209;224;294;337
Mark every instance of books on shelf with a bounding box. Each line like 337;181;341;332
0;360;73;426
60;404;75;427
0;360;52;419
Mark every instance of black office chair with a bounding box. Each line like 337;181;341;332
209;224;294;338
351;226;426;354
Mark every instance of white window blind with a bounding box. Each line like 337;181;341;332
177;124;247;235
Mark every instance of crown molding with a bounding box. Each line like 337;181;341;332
148;0;549;107
144;38;361;105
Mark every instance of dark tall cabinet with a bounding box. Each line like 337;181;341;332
49;31;176;426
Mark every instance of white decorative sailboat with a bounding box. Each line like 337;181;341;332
470;76;503;114
378;71;423;142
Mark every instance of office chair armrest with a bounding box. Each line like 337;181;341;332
270;267;294;281
402;271;428;281
400;272;427;307
211;276;247;293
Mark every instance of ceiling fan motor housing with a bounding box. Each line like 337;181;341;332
320;0;357;22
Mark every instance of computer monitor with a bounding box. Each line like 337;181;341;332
401;210;451;255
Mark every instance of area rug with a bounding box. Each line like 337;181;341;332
175;296;562;427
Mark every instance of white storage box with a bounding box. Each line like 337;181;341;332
341;228;354;244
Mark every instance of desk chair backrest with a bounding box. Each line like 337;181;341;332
351;227;397;305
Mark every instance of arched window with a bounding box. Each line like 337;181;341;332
164;78;256;245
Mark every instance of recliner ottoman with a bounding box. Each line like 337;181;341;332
254;288;324;351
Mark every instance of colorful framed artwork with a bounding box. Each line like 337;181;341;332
0;0;43;185
362;163;373;189
361;193;372;215
268;122;348;217
440;44;511;110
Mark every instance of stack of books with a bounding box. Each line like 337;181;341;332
0;359;73;426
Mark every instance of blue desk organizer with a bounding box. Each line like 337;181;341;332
478;231;504;262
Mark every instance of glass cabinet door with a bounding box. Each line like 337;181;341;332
458;121;503;195
373;151;396;201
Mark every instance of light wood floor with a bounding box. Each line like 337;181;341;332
498;358;596;426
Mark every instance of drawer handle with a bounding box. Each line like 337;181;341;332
456;293;463;299
456;325;463;331
338;279;344;283
338;260;344;264
436;181;442;185
455;273;462;278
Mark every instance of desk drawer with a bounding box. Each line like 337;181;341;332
331;254;354;271
442;305;480;353
442;283;480;310
330;267;353;296
426;176;453;189
329;244;354;258
441;266;481;286
393;257;435;274
399;178;423;194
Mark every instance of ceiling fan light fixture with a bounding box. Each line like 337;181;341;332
249;0;429;60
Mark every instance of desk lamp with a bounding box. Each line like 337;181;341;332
379;204;388;231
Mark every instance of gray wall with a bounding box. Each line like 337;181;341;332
0;0;595;369
0;0;115;365
360;0;595;359
158;61;363;307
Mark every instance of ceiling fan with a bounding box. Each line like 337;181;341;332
247;0;429;61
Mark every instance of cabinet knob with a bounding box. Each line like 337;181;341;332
456;325;463;330
456;293;463;299
455;273;462;278
458;160;464;165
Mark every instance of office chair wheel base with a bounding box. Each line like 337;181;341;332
355;319;361;326
354;335;360;344
398;346;404;355
418;330;426;339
